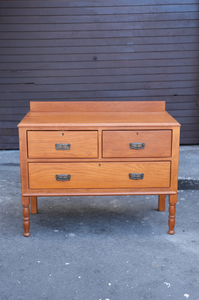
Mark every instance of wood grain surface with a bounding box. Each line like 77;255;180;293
103;130;171;158
30;101;165;112
18;112;179;127
28;162;171;189
28;130;98;158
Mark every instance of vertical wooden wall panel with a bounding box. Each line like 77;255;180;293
0;0;199;148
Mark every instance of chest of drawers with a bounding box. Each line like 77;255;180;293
18;101;180;236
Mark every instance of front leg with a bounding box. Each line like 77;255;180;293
22;196;30;237
168;194;177;235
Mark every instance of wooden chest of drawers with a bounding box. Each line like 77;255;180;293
18;101;180;236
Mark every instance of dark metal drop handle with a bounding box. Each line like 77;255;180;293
55;143;71;150
129;173;144;180
56;174;71;181
130;142;145;150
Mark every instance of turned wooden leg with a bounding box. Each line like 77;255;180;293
158;195;166;211
22;196;30;237
23;205;30;237
168;194;177;235
31;196;38;214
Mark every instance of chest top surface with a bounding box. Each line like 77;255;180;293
18;101;180;128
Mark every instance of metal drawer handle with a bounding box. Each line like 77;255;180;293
129;173;144;180
55;143;71;150
56;174;71;181
129;142;145;150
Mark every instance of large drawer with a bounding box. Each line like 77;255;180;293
103;130;172;158
29;162;170;189
28;131;98;158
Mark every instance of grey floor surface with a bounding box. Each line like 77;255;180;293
0;146;199;300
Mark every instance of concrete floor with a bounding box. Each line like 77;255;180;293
0;146;199;300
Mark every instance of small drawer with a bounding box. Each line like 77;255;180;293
28;162;170;189
103;130;171;158
28;131;98;158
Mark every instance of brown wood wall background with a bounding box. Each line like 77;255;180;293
0;0;199;149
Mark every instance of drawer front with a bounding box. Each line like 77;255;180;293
103;130;171;158
29;162;170;189
28;131;98;158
